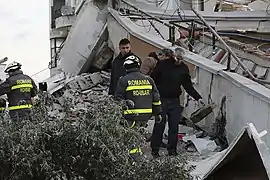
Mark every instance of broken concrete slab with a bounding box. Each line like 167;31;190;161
190;123;270;179
183;135;217;155
59;1;108;74
179;125;194;134
92;41;114;70
90;72;103;84
43;70;111;120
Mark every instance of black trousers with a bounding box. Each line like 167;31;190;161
151;97;183;152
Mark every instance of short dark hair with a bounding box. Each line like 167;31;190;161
148;52;159;61
119;38;130;46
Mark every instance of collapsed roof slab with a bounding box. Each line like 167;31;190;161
191;123;270;179
125;0;269;21
203;123;270;179
121;0;270;32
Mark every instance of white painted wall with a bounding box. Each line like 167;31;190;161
182;57;270;147
107;16;130;57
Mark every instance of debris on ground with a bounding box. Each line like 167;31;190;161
0;71;194;180
183;135;218;155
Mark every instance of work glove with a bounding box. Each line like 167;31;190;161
125;99;135;108
121;99;135;110
155;114;163;123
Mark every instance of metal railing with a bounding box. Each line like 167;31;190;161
192;9;270;85
49;40;66;69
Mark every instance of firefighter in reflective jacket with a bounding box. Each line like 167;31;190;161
0;61;37;120
115;55;162;159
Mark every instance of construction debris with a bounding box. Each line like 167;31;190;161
183;135;218;155
46;71;110;120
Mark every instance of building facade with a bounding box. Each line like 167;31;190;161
49;0;86;76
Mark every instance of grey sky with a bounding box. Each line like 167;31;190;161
0;0;50;82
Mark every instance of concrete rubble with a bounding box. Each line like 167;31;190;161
46;68;221;158
183;134;218;155
47;71;110;119
42;70;270;179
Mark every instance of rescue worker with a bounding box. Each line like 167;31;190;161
0;61;38;120
114;55;162;159
108;38;141;96
150;48;205;157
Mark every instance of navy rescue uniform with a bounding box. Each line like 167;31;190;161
0;70;38;120
115;68;162;159
115;68;161;125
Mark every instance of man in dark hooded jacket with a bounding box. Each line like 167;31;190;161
108;38;140;95
0;61;37;120
150;48;205;157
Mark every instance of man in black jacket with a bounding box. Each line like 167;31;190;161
0;61;38;120
150;48;205;157
109;38;140;95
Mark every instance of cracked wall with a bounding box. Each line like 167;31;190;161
182;64;270;148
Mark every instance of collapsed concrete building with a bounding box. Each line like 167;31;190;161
43;0;270;179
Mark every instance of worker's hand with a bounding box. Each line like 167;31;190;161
197;99;205;107
155;114;163;123
125;99;135;108
0;98;6;107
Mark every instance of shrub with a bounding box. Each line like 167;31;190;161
0;91;193;180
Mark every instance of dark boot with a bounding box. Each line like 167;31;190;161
168;149;178;156
160;142;168;148
151;150;161;158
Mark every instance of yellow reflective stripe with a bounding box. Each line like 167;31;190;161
0;107;5;110
153;101;161;105
11;84;33;90
9;104;32;110
124;108;152;115
130;121;136;129
126;85;152;91
129;148;142;154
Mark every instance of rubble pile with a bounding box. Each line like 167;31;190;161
0;71;194;180
47;71;111;120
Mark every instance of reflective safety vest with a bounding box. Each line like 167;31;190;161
115;69;161;121
0;70;37;111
